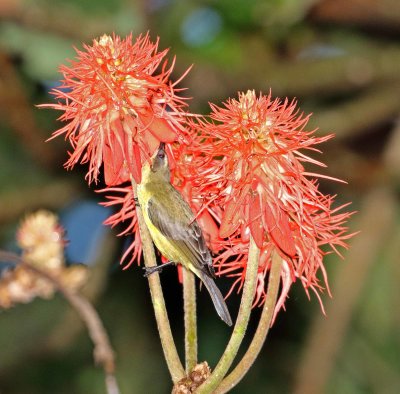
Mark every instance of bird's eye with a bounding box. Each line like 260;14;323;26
158;151;165;159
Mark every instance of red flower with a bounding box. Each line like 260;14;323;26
183;90;355;314
42;33;190;185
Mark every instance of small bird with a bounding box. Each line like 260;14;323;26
137;142;232;326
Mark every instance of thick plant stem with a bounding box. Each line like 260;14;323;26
215;251;282;393
131;180;185;383
195;236;260;394
183;267;198;373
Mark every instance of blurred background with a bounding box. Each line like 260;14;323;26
0;0;399;393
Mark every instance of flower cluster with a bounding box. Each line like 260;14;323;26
44;33;354;315
179;91;354;312
43;33;190;185
0;211;87;308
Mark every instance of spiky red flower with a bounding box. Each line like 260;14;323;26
183;90;354;313
43;33;190;184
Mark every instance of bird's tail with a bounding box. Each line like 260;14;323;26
198;272;233;326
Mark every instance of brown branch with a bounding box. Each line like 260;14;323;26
311;0;400;32
0;1;143;41
0;251;120;394
45;232;118;353
188;41;400;113
383;117;400;179
311;84;400;141
292;188;397;394
0;52;56;168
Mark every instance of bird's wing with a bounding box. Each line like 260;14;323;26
146;186;214;276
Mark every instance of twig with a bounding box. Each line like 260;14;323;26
183;267;198;373
267;49;400;97
383;117;400;179
45;232;118;353
292;188;397;394
0;251;120;394
0;52;56;167
215;251;282;393
192;40;400;103
0;1;128;40
311;84;400;141
195;236;260;394
311;0;400;32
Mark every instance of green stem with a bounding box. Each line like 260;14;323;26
131;180;185;383
215;251;282;393
183;267;198;373
194;236;260;394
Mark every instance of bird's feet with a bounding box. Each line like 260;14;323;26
142;261;175;277
143;265;164;277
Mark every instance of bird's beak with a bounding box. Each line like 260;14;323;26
158;142;166;152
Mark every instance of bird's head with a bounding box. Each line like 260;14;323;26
141;142;170;183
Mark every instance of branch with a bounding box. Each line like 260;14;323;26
0;52;56;167
311;83;400;141
0;251;120;394
292;188;397;394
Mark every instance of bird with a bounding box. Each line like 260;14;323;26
136;142;232;326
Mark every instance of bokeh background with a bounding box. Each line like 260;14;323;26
1;0;399;393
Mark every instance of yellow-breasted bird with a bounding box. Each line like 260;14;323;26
137;142;232;326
